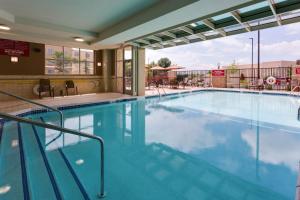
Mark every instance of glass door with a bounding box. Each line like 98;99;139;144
124;46;133;95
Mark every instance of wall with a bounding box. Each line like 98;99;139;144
212;77;226;88
0;42;45;75
0;40;118;101
0;75;105;101
0;40;146;101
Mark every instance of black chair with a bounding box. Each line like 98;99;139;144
39;79;54;98
65;80;78;96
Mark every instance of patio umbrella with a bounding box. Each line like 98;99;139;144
150;66;166;71
165;65;185;71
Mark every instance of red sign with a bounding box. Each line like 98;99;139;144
212;69;225;77
0;39;30;56
296;66;300;75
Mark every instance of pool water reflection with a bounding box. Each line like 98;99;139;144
38;91;300;200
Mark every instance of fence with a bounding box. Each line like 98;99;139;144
226;67;292;90
146;67;293;91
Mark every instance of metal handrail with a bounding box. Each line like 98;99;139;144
0;90;63;127
0;112;105;198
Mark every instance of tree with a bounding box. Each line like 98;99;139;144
158;57;171;68
227;62;238;74
53;51;64;72
146;61;156;69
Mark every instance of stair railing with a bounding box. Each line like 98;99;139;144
0;112;105;198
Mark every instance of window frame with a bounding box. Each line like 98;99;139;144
45;45;95;75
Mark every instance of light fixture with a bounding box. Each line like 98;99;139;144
74;37;84;42
0;25;10;31
190;23;197;27
97;62;102;67
11;57;18;63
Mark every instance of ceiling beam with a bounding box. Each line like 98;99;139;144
230;11;251;32
136;39;150;45
180;37;190;44
161;31;176;39
167;40;176;46
155;43;163;48
267;0;282;26
127;42;140;47
148;35;163;42
202;19;226;37
178;26;194;34
195;33;206;40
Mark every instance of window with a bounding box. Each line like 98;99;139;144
45;45;94;75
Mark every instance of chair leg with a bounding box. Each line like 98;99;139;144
66;88;68;96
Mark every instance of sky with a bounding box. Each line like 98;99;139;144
145;22;300;70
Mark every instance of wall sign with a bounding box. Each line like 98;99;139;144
0;39;30;57
296;66;300;75
212;69;225;77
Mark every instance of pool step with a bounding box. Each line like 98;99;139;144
34;124;88;199
0;122;24;200
0;120;90;200
19;122;60;199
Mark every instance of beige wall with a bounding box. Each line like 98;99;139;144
0;76;105;101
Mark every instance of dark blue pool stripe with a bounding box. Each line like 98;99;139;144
31;124;63;200
17;123;30;200
58;149;90;200
40;117;90;200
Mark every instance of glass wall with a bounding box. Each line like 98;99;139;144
45;45;94;75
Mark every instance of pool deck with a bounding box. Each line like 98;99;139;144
0;93;133;115
1;87;300;115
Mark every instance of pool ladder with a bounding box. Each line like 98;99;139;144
298;106;300;121
0;90;106;198
156;86;166;97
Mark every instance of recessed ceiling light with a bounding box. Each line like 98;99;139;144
74;37;84;42
0;25;10;31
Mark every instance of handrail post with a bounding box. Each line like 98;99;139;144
98;137;105;198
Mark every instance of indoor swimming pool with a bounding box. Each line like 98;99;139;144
1;90;299;200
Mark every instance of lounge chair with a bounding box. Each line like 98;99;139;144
291;79;300;92
248;79;264;90
39;79;54;98
65;80;78;96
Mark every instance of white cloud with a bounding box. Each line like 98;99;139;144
261;40;300;57
241;129;300;172
284;22;300;35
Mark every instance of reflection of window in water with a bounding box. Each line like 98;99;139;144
124;104;132;145
46;114;94;149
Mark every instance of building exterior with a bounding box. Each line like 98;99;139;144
224;60;296;69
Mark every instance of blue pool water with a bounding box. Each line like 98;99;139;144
1;91;300;199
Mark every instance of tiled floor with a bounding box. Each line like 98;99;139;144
0;93;131;115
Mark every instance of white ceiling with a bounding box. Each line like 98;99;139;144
0;0;255;49
0;0;159;32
